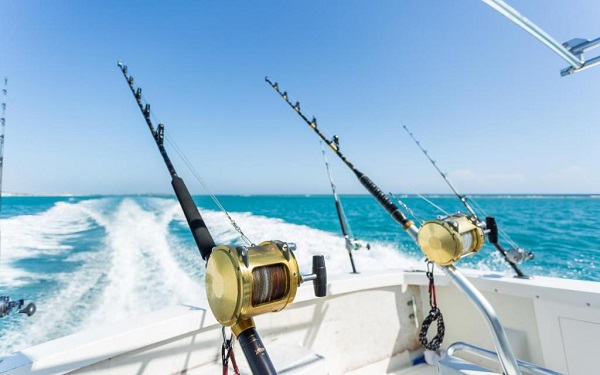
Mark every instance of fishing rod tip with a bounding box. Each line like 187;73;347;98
117;61;123;67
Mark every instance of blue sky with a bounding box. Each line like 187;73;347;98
1;0;599;195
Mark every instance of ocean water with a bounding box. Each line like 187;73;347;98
0;194;599;355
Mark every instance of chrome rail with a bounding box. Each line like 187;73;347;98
441;265;522;375
447;341;563;375
482;0;600;76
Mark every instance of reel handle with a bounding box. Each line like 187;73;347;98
302;255;327;297
313;255;327;297
19;302;36;317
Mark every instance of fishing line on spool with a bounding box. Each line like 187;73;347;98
251;263;288;306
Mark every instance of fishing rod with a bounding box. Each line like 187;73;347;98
266;78;524;375
402;125;533;278
265;76;489;264
0;77;36;319
264;78;419;242
319;140;369;274
119;63;327;375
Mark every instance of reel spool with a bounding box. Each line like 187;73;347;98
417;214;485;266
206;240;325;336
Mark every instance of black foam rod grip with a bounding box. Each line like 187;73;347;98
354;171;410;227
313;255;327;297
238;328;277;375
171;176;215;260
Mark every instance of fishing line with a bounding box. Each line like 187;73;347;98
164;134;253;246
388;192;426;224
128;81;253;247
389;191;454;225
414;192;451;217
251;263;288;306
403;125;478;218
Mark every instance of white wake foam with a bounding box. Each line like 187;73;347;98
191;208;422;275
0;197;203;354
1;200;96;286
0;196;421;355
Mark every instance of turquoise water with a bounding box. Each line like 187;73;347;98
1;194;599;354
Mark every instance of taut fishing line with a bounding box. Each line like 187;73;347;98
132;84;253;247
164;134;254;246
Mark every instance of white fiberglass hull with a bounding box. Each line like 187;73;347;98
1;268;598;375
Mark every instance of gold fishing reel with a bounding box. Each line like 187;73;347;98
417;214;485;266
205;240;326;336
